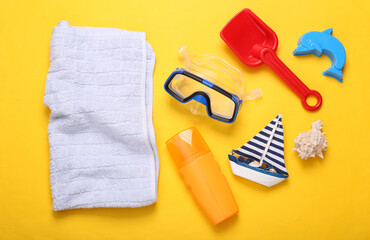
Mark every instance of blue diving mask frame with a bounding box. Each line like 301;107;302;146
164;69;242;123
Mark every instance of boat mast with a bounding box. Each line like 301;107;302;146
259;115;281;167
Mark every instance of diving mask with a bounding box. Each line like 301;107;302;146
164;46;261;123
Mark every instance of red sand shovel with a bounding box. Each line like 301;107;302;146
220;9;322;111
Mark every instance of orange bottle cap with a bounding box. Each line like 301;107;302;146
166;127;210;169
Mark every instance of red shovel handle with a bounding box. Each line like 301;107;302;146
252;45;322;111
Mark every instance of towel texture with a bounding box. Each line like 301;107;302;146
44;21;158;211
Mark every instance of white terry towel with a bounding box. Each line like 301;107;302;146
44;21;159;210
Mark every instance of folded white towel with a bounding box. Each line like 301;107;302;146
44;21;159;210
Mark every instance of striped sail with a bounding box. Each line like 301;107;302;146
233;114;288;175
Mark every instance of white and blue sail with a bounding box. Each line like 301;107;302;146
228;114;289;187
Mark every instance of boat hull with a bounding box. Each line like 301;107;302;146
229;155;287;187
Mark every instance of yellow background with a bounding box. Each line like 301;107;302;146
0;0;369;239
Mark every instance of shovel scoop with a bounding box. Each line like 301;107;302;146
220;9;322;111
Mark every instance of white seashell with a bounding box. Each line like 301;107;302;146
249;161;260;167
293;120;328;160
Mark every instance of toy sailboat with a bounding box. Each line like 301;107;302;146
228;114;289;187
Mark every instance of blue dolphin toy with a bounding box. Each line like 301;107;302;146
293;28;345;83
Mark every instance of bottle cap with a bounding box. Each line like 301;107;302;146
166;127;210;169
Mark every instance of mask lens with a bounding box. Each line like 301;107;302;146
169;73;237;120
208;91;236;119
169;74;208;98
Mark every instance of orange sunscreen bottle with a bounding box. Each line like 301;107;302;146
166;127;238;225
